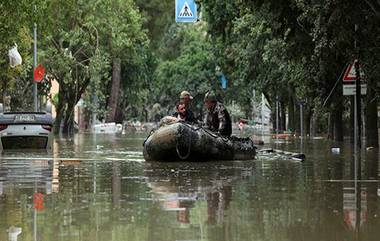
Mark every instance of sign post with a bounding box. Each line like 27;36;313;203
343;60;365;147
342;61;366;96
33;22;38;112
354;59;361;148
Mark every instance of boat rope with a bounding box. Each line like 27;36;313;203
142;128;156;146
181;122;230;143
176;124;192;160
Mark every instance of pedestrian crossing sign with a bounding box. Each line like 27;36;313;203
176;0;198;23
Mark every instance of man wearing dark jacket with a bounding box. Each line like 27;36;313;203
172;101;196;123
203;91;232;136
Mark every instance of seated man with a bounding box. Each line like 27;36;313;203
159;101;196;127
179;90;196;122
172;102;187;121
172;101;196;123
203;91;232;136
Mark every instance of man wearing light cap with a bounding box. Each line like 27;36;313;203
179;90;196;123
180;91;193;106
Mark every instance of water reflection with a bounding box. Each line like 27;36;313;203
7;226;22;241
0;157;54;241
144;161;254;241
319;148;380;241
0;135;379;241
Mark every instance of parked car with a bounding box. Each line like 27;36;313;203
0;103;53;150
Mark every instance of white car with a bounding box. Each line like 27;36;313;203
0;103;53;150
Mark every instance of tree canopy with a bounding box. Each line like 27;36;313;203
1;0;380;143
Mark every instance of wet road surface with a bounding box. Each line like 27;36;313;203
0;133;379;241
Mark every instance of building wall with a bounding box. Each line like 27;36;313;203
49;79;59;119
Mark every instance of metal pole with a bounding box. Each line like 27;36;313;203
276;96;279;140
33;182;37;241
354;23;362;237
261;94;264;137
92;95;98;131
354;60;361;148
354;24;361;148
354;94;357;155
33;22;38;112
252;89;256;114
300;103;304;138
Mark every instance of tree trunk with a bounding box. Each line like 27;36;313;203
1;80;6;105
310;111;317;137
294;102;300;135
271;111;276;133
54;92;66;134
305;109;312;136
328;112;333;139
280;100;286;131
333;104;344;141
62;101;75;134
288;88;295;132
365;77;379;148
106;58;121;123
142;105;148;122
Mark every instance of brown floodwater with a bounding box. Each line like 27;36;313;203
0;133;379;241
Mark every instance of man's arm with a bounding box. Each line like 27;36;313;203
186;109;196;123
203;112;211;129
217;107;228;134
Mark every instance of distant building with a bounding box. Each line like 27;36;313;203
49;79;59;118
253;94;271;125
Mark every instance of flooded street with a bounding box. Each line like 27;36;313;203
1;133;379;241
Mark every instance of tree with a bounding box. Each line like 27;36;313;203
84;0;152;123
201;0;379;144
37;0;151;132
0;1;37;107
153;23;217;117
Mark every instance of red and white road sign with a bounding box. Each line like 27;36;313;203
33;193;44;210
343;63;357;82
34;64;45;82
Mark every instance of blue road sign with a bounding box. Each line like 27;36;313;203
220;74;227;90
175;0;198;23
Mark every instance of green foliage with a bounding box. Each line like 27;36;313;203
153;23;217;114
135;0;173;51
0;1;35;108
82;0;154;121
82;52;111;121
2;0;380;136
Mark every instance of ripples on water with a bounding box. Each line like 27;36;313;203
0;133;379;241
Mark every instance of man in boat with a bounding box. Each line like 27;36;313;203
179;90;196;122
172;101;196;123
203;91;232;137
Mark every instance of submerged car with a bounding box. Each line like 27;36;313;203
0;103;53;150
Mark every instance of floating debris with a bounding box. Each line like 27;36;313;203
331;147;340;154
257;148;306;162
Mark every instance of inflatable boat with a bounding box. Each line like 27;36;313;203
143;122;256;162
